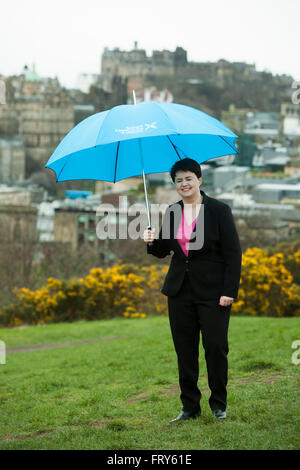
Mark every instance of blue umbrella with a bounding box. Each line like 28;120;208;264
45;99;238;228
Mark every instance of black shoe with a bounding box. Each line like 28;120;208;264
212;409;226;420
169;409;201;423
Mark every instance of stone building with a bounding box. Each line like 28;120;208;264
101;43;256;87
244;112;280;140
0;185;44;205
0;204;38;292
0;76;5;105
53;198;163;264
0;203;38;242
53;206;129;263
221;104;250;135
101;42;187;78
20;92;74;163
0;65;74;165
280;102;300;137
284;157;300;178
0;138;25;183
87;74;128;112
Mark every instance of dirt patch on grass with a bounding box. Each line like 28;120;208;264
1;418;115;442
233;372;284;385
127;372;300;402
127;391;153;403
90;418;114;426
6;336;131;354
2;429;53;441
161;380;210;397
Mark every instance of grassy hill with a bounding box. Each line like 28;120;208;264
0;315;299;450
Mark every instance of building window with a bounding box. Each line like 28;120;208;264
78;233;84;245
87;233;95;244
78;214;86;229
88;217;95;229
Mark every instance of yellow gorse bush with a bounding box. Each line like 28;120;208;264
123;306;147;318
231;247;300;317
0;264;168;326
0;248;299;326
15;278;67;324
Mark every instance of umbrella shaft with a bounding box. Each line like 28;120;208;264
133;91;150;229
138;138;151;229
142;169;151;229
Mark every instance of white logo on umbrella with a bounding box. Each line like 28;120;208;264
115;121;157;135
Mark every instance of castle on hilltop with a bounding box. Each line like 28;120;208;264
101;41;187;77
101;41;257;83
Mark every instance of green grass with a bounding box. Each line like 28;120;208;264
0;315;299;450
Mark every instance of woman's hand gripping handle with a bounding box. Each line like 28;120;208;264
143;226;156;247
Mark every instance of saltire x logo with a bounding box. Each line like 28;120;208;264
115;122;157;135
144;121;157;131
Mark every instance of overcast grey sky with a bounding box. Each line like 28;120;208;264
1;0;299;88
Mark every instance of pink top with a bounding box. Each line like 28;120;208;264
176;210;198;257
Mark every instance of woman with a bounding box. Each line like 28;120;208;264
143;158;242;423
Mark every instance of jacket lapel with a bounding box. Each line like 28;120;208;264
188;189;208;259
171;189;209;260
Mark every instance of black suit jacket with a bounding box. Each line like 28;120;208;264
147;189;242;300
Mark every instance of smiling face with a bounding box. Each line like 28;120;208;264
174;170;202;199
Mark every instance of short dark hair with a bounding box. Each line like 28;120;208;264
170;158;202;183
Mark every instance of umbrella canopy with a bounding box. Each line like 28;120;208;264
45;101;238;183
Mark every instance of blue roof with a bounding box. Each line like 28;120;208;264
65;190;92;199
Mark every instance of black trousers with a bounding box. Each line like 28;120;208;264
167;271;231;413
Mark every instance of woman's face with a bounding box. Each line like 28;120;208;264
174;170;202;199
